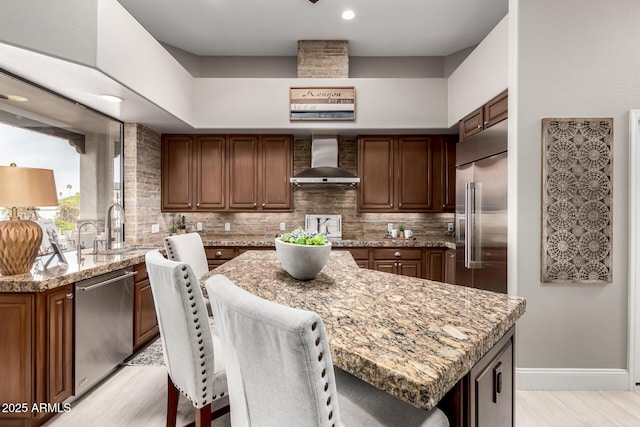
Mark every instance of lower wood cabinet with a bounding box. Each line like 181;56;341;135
0;284;74;427
133;263;159;352
438;326;514;427
372;248;423;278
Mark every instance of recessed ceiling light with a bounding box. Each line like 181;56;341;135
99;94;124;103
0;94;29;102
342;10;355;20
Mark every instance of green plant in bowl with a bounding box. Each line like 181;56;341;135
279;228;328;246
275;228;331;280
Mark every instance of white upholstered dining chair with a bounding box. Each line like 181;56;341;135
145;250;229;427
205;273;450;427
164;233;209;278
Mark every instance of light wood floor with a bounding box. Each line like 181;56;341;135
44;365;640;426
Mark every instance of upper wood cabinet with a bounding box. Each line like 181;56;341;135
162;134;292;212
358;135;455;213
459;90;508;142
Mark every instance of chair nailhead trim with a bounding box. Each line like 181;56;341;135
328;411;333;420
311;322;317;331
324;383;328;391
315;337;320;346
318;352;323;361
181;266;186;271
183;274;189;279
326;396;331;405
321;369;326;377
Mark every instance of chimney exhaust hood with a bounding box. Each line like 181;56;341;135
290;137;360;186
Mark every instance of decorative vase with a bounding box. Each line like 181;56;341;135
274;237;331;280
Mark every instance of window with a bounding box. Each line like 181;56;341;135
0;72;124;253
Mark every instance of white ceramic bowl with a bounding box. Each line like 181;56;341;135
274;237;332;280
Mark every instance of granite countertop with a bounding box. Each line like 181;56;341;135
203;250;526;411
0;246;163;292
201;234;456;250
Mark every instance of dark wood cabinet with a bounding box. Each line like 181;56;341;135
162;134;292;212
46;286;74;404
358;135;454;213
357;136;395;211
372;248;423;278
205;247;236;269
424;249;446;282
260;135;292;210
133;263;159;352
468;327;514;427
459;90;508;142
195;136;226;210
445;249;456;285
162;135;193;210
0;285;74;427
228;135;259;210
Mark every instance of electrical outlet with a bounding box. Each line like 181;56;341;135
224;222;231;231
447;223;454;232
280;222;286;231
196;222;203;231
151;224;159;233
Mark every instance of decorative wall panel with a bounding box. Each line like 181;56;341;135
542;118;613;283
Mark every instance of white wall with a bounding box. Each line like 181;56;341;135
192;78;449;131
513;0;640;389
0;0;98;66
447;15;508;126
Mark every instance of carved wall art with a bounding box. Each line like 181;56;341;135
542;118;613;283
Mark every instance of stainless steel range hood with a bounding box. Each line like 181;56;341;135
290;137;360;186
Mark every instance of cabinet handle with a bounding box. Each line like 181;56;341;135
188;203;192;207
66;293;74;299
476;124;482;129
399;203;402;207
262;203;265;207
253;203;257;207
196;203;200;207
389;203;393;207
215;251;222;257
394;251;401;257
484;121;489;125
493;361;503;403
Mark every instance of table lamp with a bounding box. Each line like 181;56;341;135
0;163;58;275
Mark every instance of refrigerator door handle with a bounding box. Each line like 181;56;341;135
466;182;482;269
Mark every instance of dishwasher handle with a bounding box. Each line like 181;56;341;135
77;271;137;292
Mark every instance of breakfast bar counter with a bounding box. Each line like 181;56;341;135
203;250;526;415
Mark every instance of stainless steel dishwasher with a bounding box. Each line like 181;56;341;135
75;268;135;397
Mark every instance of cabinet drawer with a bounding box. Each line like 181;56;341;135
373;248;422;260
345;248;369;260
205;247;235;260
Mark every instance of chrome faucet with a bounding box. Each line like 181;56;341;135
76;221;97;265
105;203;126;250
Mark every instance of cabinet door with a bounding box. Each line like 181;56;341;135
0;294;33;417
460;107;484;141
195;136;226;210
358;136;395;211
472;337;513;427
47;285;74;403
397;137;433;211
372;260;397;275
228;135;259;210
425;249;445;282
442;136;457;211
162;135;193;210
484;90;508;129
260;135;292;210
397;260;422;278
445;249;456;284
133;264;159;351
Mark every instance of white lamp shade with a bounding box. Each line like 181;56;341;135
0;165;58;207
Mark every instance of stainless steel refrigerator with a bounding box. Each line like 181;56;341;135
455;120;508;293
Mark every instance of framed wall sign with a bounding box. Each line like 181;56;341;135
290;87;355;121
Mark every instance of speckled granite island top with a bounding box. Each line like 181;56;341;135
203;250;525;411
0;246;162;292
202;234;456;249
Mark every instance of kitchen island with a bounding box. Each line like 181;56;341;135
204;250;525;426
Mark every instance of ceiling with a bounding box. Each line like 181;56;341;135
117;0;508;57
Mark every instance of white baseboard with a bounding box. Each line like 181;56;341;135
516;368;631;391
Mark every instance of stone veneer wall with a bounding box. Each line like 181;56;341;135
123;123;174;246
125;135;454;241
297;40;349;78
